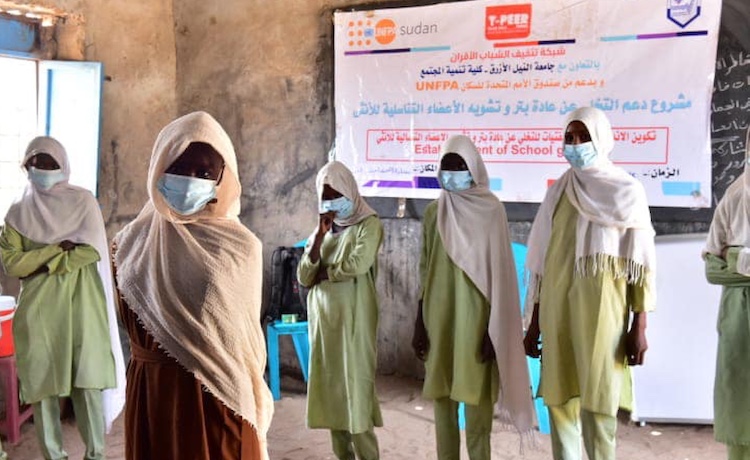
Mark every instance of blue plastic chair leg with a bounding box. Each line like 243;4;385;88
535;398;550;434
291;332;310;382
458;402;466;430
267;324;281;400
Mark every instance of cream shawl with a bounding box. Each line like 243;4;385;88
4;136;126;432
436;135;535;435
705;127;750;255
315;160;377;227
526;107;656;313
113;112;273;455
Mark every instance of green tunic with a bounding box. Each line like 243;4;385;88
0;224;115;404
298;215;383;433
538;195;652;416
704;249;750;446
419;201;499;405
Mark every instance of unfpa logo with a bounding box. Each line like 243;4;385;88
486;4;532;40
346;19;375;48
345;18;396;48
375;19;397;45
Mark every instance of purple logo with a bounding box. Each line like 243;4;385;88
667;0;701;28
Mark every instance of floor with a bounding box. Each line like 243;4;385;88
3;374;726;459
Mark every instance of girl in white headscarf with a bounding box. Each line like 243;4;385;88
412;135;534;459
0;136;125;460
297;161;383;460
523;107;656;460
704;127;750;460
113;111;273;460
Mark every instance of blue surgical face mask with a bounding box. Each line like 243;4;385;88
563;142;599;170
440;170;473;192
28;167;65;191
320;196;354;219
157;173;217;216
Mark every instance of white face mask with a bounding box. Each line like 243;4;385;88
320;196;355;219
157;173;217;216
440;170;473;192
28;167;65;190
563;142;598;170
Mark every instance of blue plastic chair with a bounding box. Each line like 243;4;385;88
458;242;550;434
267;320;310;400
266;239;311;401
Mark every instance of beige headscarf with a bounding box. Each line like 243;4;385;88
315;160;376;227
526;107;656;311
4;136;126;433
436;135;535;437
705;127;750;255
113;112;273;455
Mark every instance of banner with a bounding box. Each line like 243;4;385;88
333;0;721;207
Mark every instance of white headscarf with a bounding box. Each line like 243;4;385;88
4;136;126;432
315;160;377;227
705;127;750;255
436;135;535;436
113;112;273;455
526;107;656;311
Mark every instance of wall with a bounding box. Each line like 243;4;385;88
82;0;178;230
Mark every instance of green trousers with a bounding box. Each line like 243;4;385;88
330;429;379;460
548;397;617;460
433;389;494;460
728;444;750;460
32;388;105;460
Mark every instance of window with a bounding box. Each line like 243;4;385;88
0;55;102;224
0;56;37;223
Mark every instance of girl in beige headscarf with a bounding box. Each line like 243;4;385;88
298;161;383;460
524;107;656;460
413;134;535;459
113;111;273;460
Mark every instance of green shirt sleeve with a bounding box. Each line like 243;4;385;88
419;202;436;301
627;274;655;313
704;249;750;287
47;244;101;275
298;249;320;289
0;224;64;278
327;216;383;283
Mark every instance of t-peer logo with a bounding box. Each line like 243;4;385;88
486;4;532;40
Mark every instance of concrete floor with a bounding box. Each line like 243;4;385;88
2;374;726;459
